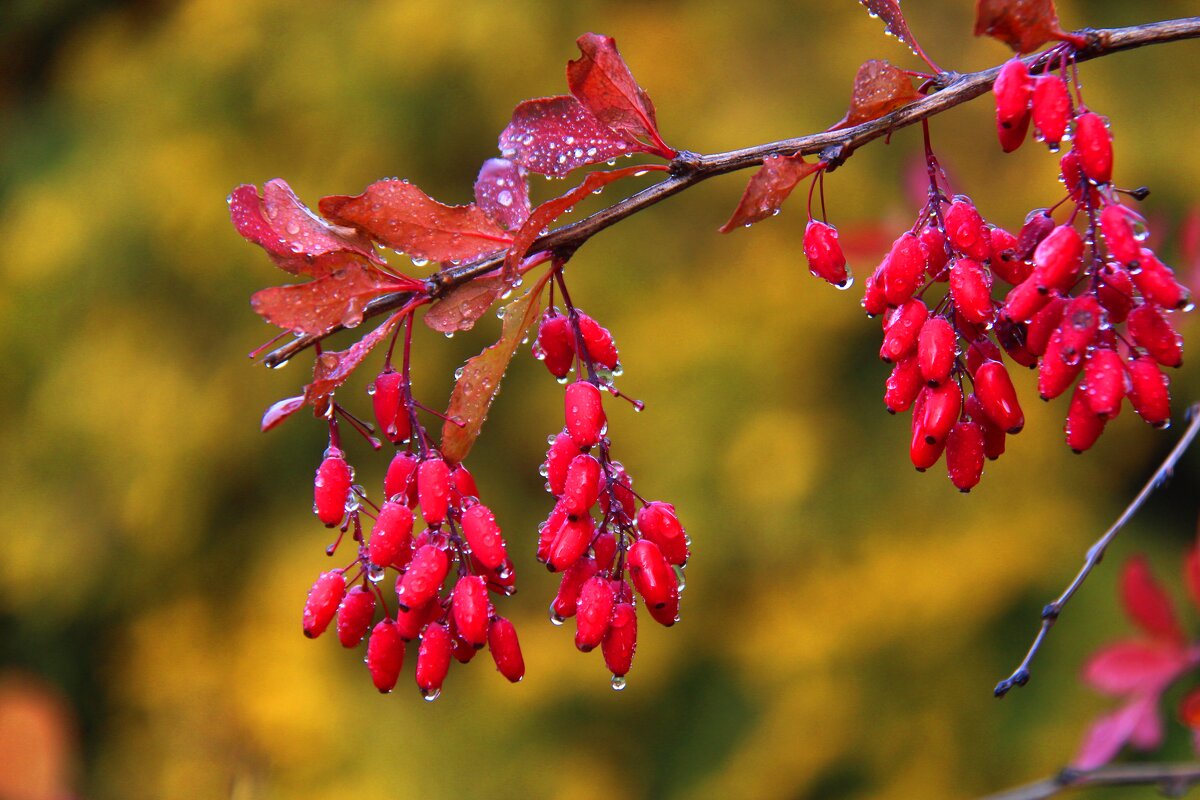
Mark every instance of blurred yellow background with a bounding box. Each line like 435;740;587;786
2;1;1199;798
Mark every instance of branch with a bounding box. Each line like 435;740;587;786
980;762;1200;800
994;403;1200;698
261;16;1200;369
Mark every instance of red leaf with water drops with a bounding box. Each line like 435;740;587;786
304;311;408;404
499;96;651;178
831;60;920;130
229;180;383;277
260;395;306;432
1120;556;1184;643
567;33;673;157
974;0;1073;54
319;180;514;263
424;276;506;334
441;270;553;463
857;0;922;60
474;158;531;231
719;154;822;233
1082;641;1190;696
250;264;417;336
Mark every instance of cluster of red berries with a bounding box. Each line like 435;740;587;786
797;48;1190;490
532;295;689;688
303;365;524;700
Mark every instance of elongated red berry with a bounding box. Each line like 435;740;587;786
646;586;680;627
1128;305;1183;368
416;457;451;526
549;515;595;573
366;619;404;693
921;381;962;445
945;198;992;261
966;393;1006;460
1066;383;1107;453
910;418;946;471
450;464;479;501
950;258;994;325
803;220;850;287
880;299;929;363
314;452;352;527
369;501;414;569
393;592;436;641
592;532;618;572
628;539;677;611
1096;264;1135;324
1074;112;1113;184
562;454;602;516
488;616;525;683
636;502;689;566
1031;75;1070;148
917;317;957;387
946;420;985;492
544;429;582;496
416;622;453;699
384;451;420;506
1003;275;1052;323
1033;225;1083;293
882;232;928;306
451;575;489;648
397;543;449;611
602;602;638;679
994;58;1032;152
575;576;616;652
577;312;620;371
1133;251;1190;310
461;503;507;571
449;619;477;664
1127;355;1171;427
303;569;346;638
1013;209;1056;263
337;585;376;648
1082;347;1128;419
598;462;636;520
1100;204;1144;267
993;317;1038;369
371;370;411;444
535;312;575;379
1026;295;1067;356
884;354;922;414
565;381;605;448
551;557;599;621
973;360;1024;434
921;226;949;280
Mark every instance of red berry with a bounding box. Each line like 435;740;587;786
451;575;489;649
945;198;992;261
1127;355;1171;427
537;504;568;564
861;262;889;317
598;462;636;520
628;539;678;611
1074;112;1113;184
1129;305;1184;367
577;312;620;371
371;370;411;444
1065;383;1107;453
461;503;507;571
369;501;415;569
966;393;1007;460
1082;347;1128;419
384;451;420;506
366;619;405;693
994;58;1032;152
565;381;606;448
394;593;436;641
1133;251;1190;311
602;603;638;679
417;457;451;526
1032;225;1083;294
561;454;602;516
592;532;618;572
803;220;850;287
548;514;595;572
449;619;477;664
1039;296;1103;399
488;616;525;683
416;622;453;699
1031;75;1071;147
1100;204;1144;267
950;258;994;325
974;360;1025;434
303;569;346;638
450;464;479;501
1096;264;1135;324
880;299;929;363
921;226;950;280
535;313;575;379
646;587;680;627
636;502;690;566
917;317;957;387
397;543;449;611
921;381;962;445
909;418;946;471
1003;275;1053;323
884;354;923;414
544;429;582;496
882;232;928;306
314;453;352;527
946;420;986;492
337;585;376;648
551;557;599;621
1025;295;1067;356
575;575;616;652
993;316;1039;369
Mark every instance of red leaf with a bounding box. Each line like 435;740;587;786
974;0;1071;54
261;395;306;432
441;270;553;463
1120;556;1184;642
474;158;531;231
250;263;416;335
1073;694;1160;770
319;180;514;263
499;96;651;178
1180;687;1200;728
1187;539;1200;613
229;180;382;277
719;154;822;233
858;0;922;60
1081;641;1189;696
567;33;673;157
830;60;920;131
423;276;506;334
303;311;407;404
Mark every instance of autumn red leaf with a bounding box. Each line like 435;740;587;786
719;154;823;233
831;60;920;131
1121;556;1185;642
440;270;553;463
1074;694;1162;771
319;180;514;263
229;179;383;277
260;395;306;432
1082;641;1191;696
424;276;507;334
567;33;674;158
974;0;1076;54
499;96;651;178
303;310;409;404
250;263;418;336
858;0;922;60
474;158;531;232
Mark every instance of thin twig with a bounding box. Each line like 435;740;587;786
260;17;1200;369
994;403;1200;698
980;762;1200;800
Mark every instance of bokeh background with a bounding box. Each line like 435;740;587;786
2;1;1199;798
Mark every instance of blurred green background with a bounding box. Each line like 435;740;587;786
2;1;1199;798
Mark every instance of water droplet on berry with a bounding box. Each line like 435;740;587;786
835;275;855;291
366;382;377;396
444;331;455;339
367;563;386;583
422;688;442;702
674;565;687;592
411;256;429;268
611;675;627;691
549;607;565;626
454;367;465;380
1183;301;1196;313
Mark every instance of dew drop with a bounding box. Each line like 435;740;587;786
497;190;514;207
835;274;856;291
367;563;386;583
454;367;465;380
422;688;441;702
611;675;627;691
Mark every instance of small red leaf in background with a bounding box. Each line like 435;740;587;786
1081;641;1190;696
500;96;650;178
1120;556;1184;643
1186;541;1200;611
229;180;382;277
1073;694;1160;770
319;180;514;263
424;276;506;334
474;158;531;231
303;311;407;404
719;154;822;233
441;270;553;463
858;0;922;60
974;0;1071;54
261;395;306;432
250;263;416;335
831;60;920;130
1180;687;1200;727
567;33;674;157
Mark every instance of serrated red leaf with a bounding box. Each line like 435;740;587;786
441;270;553;463
1120;556;1184;642
719;154;822;233
567;33;673;157
831;60;920;131
424;276;506;334
500;96;651;178
318;180;514;263
229;179;382;277
858;0;921;59
261;395;306;432
1082;641;1190;696
303;311;407;404
974;0;1070;54
474;158;531;231
250;263;416;335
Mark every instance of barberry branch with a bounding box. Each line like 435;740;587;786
980;761;1200;800
261;15;1200;370
994;402;1200;698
